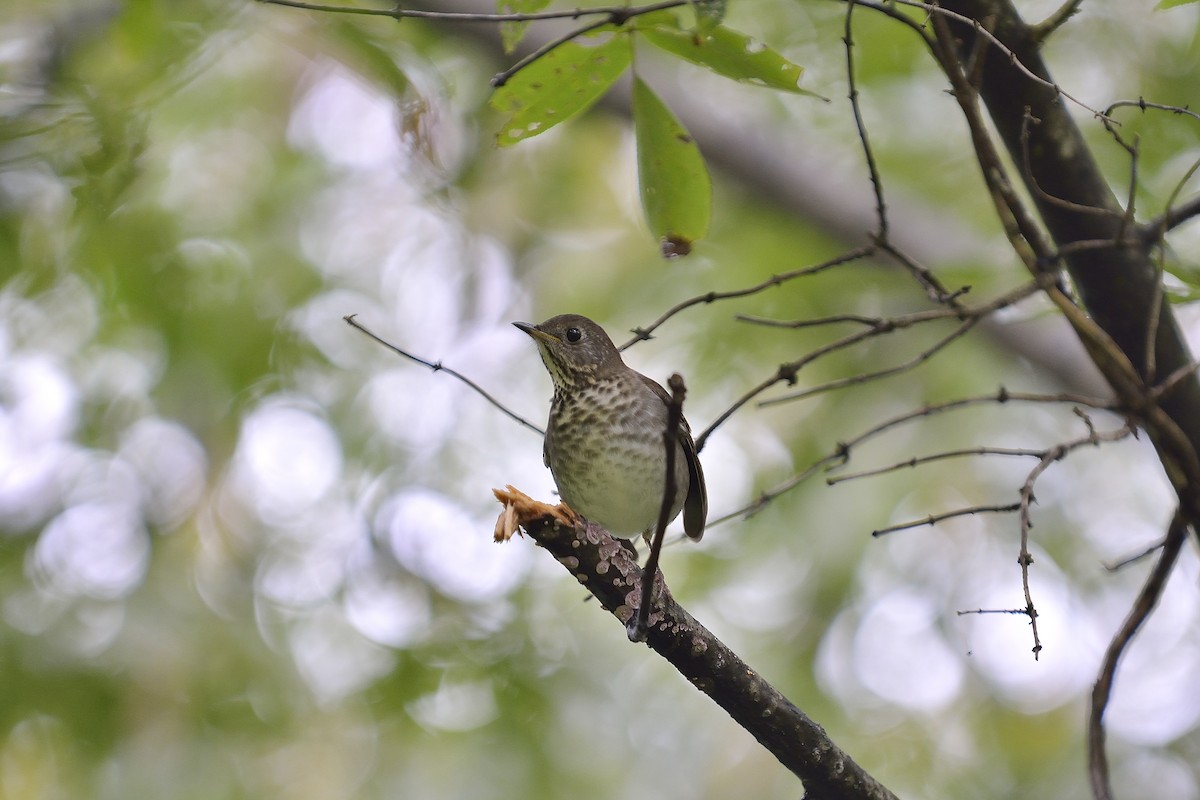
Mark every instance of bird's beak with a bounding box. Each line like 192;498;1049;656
513;321;558;345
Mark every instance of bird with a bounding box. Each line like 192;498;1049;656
513;314;707;542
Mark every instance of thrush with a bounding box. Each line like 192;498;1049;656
514;314;707;541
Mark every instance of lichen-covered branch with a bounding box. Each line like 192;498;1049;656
492;487;899;800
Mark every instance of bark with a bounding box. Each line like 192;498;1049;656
936;0;1200;455
493;491;899;800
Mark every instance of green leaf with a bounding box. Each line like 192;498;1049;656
639;23;818;96
632;77;711;257
498;0;553;54
1156;0;1199;8
490;37;631;146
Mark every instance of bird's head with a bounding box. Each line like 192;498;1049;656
513;314;623;390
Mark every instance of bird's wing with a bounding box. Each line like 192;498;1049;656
681;431;707;541
638;373;708;541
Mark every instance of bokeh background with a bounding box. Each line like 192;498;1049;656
2;1;1199;797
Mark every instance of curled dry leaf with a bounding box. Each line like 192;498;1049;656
491;484;583;540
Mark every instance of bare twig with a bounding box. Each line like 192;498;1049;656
872;503;1021;536
1104;536;1166;572
855;0;1111;121
259;0;689;87
1151;359;1200;402
760;314;980;406
844;0;888;240
699;279;1046;447
877;240;969;305
258;0;684;24
343;315;545;435
1014;419;1138;658
826;445;1053;486
1028;0;1084;44
1018;111;1124;222
714;388;1117;525
1104;97;1200;126
736;312;883;329
1088;511;1188;800
490;16;614;87
957;607;1032;616
928;9;1060;278
620;247;875;350
1141;159;1200;245
861;417;1132;661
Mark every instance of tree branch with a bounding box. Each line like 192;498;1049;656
1088;511;1188;800
934;0;1200;485
491;490;899;800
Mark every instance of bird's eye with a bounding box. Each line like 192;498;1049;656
565;327;582;343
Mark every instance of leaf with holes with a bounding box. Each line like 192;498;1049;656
491;36;631;146
633;77;711;257
639;21;818;96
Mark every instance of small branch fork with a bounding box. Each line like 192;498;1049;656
714;387;1118;526
698;275;1049;449
838;408;1134;660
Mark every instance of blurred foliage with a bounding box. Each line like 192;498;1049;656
1;1;1199;799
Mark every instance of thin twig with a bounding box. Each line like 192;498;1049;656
856;0;1112;121
1028;0;1083;43
259;0;688;87
826;445;1052;486
1151;359;1200;402
713;388;1117;525
1018;110;1122;222
700;279;1046;446
872;503;1021;536
759;314;980;406
928;7;1060;279
736;312;883;329
1142;194;1200;244
258;0;684;23
1088;511;1187;800
1104;536;1166;572
877;240;969;305
491;16;614;87
630;373;686;642
343;315;545;435
1104;98;1200;125
1014;420;1138;659
620;247;876;350
1138;154;1200;256
844;0;889;240
957;607;1032;616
